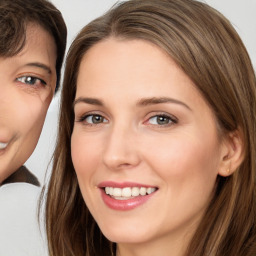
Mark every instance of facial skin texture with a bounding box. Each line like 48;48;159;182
71;38;230;256
0;23;57;183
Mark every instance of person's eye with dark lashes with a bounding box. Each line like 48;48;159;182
16;76;47;86
147;114;178;126
78;114;108;125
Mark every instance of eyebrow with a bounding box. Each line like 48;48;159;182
73;97;103;108
73;96;191;111
24;62;52;74
137;97;191;110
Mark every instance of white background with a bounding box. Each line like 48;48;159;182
1;1;253;255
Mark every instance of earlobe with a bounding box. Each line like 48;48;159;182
218;129;244;177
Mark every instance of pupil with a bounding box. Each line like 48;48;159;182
157;116;168;124
93;115;102;123
26;77;36;84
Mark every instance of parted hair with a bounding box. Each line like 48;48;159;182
45;0;256;255
0;0;67;91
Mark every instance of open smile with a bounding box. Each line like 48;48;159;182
105;186;157;200
98;182;158;210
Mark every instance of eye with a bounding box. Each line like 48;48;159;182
80;114;108;125
16;76;47;87
147;114;177;126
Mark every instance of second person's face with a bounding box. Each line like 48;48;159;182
0;23;57;183
71;38;227;252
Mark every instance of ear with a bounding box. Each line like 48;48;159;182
218;128;244;177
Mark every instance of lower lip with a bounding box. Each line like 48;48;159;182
100;189;156;211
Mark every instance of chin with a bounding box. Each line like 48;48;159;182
100;224;154;244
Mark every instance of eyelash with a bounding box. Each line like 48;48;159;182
16;75;47;87
77;113;178;128
77;113;108;125
146;113;177;127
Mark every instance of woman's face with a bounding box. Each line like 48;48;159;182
0;23;57;183
71;38;228;251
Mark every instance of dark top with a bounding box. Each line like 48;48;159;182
2;166;40;186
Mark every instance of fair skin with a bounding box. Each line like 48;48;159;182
0;23;57;183
71;38;238;256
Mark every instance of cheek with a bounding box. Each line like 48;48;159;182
71;130;104;161
18;99;50;134
71;132;97;177
8;87;52;130
2;98;51;177
71;130;107;204
12;96;51;164
71;132;101;209
144;132;220;186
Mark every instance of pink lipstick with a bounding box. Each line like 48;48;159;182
98;181;158;211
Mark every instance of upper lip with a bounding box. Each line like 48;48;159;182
98;181;158;189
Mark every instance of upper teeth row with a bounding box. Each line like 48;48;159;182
105;187;156;197
0;142;8;150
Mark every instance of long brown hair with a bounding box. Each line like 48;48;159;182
45;0;256;255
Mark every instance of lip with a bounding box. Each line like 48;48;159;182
98;181;158;211
98;181;155;188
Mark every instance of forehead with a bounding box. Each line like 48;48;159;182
77;38;195;95
20;23;56;57
0;23;56;73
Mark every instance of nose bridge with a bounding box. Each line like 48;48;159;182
102;119;140;170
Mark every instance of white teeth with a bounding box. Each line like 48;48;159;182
132;187;140;196
140;187;147;196
147;188;155;194
105;186;156;199
0;142;8;150
113;188;122;197
122;187;132;197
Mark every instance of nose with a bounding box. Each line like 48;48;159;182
102;124;141;171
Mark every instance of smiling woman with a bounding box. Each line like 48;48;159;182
45;0;256;255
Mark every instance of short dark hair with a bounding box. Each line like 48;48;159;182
0;0;67;91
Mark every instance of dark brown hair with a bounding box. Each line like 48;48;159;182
0;0;67;91
45;0;256;255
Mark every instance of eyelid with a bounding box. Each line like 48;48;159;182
15;74;47;87
76;112;109;124
144;112;178;127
